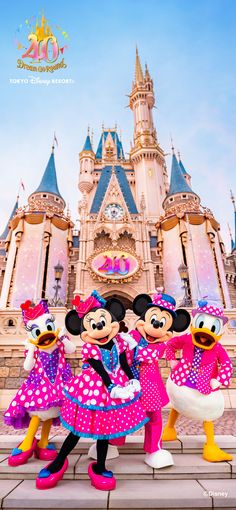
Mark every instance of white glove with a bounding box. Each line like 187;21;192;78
61;336;76;354
110;385;132;400
210;378;221;390
24;342;36;371
119;332;138;350
58;327;66;339
125;379;141;393
170;360;178;370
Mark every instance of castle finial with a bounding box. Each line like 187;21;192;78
178;150;181;161
135;46;144;84
87;125;90;136
52;132;58;154
145;62;151;80
170;134;175;154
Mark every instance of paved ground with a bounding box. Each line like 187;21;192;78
0;409;235;436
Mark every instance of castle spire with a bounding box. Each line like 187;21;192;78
134;46;144;84
168;153;192;195
178;151;192;188
230;189;236;252
0;196;19;240
82;131;93;152
34;148;62;198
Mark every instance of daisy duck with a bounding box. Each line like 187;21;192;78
163;300;233;462
36;291;148;491
4;300;76;467
91;293;191;469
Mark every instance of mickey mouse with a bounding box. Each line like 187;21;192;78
107;292;191;468
36;291;148;491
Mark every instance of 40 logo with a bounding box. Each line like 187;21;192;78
14;11;69;72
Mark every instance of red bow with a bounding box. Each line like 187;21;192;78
20;300;32;311
72;295;101;318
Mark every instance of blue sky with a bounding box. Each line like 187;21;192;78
1;0;236;250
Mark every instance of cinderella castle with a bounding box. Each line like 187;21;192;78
0;50;236;314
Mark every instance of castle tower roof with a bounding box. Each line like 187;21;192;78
34;147;62;198
179;158;188;176
0;197;19;239
168;153;192;195
90;165;138;214
95;130;124;160
82;134;93;152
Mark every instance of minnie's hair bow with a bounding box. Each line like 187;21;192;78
72;291;106;318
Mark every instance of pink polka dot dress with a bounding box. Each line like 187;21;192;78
60;338;148;439
4;341;72;429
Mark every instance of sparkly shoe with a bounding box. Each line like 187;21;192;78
8;438;37;467
36;458;69;490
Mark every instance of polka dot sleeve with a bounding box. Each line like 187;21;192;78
136;343;166;362
165;334;188;360
82;343;102;362
216;344;233;387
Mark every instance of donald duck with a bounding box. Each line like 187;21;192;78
162;300;233;462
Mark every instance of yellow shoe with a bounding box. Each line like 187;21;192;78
162;426;177;441
203;443;233;462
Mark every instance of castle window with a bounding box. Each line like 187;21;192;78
182;194;186;198
169;197;173;202
43;194;47;198
7;319;14;327
55;198;59;201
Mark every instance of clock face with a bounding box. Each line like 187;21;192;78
104;204;125;220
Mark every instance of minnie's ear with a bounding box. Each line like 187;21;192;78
133;294;153;316
172;309;191;332
105;298;125;322
65;310;82;336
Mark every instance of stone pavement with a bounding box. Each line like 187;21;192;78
0;435;235;508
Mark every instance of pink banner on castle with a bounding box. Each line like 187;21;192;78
45;224;68;304
162;226;184;302
12;222;45;308
186;223;222;305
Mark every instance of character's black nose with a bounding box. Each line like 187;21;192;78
96;322;104;330
153;320;160;329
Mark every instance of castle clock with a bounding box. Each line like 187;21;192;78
104;203;125;220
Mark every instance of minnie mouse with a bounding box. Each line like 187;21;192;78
104;293;191;468
36;291;148;491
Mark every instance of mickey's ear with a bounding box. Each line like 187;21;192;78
65;310;81;336
133;294;152;316
105;298;125;322
173;309;191;332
